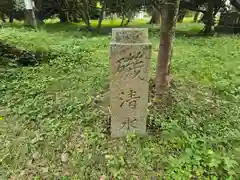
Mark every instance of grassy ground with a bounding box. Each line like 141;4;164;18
0;19;240;179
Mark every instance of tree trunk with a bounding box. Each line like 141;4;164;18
24;0;38;28
84;18;92;31
1;12;6;23
204;0;214;35
97;1;105;31
83;0;92;31
72;12;80;23
149;6;161;24
155;0;180;95
81;12;92;31
124;11;134;26
59;12;69;23
193;12;199;22
75;1;92;31
9;14;13;23
24;10;37;28
177;9;186;23
120;14;125;26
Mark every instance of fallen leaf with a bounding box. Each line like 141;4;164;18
32;152;41;160
61;153;69;162
41;167;49;173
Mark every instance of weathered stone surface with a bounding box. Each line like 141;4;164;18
110;28;152;137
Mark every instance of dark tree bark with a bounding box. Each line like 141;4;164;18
72;1;92;31
24;0;38;28
124;11;134;26
82;13;92;31
193;12;199;22
149;6;161;24
72;12;80;23
9;14;13;23
120;14;125;26
24;9;38;28
1;12;6;23
59;12;69;23
177;9;187;23
204;0;214;35
155;0;180;95
97;1;105;31
81;0;92;31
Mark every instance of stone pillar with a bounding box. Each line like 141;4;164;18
110;28;152;138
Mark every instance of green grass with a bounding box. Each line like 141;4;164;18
0;20;240;179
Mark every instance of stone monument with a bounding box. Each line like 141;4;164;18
110;28;152;137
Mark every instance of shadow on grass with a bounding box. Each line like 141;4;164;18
40;22;162;37
2;21;209;39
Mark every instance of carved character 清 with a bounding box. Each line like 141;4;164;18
120;89;140;109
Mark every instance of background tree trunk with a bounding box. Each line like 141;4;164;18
24;9;37;28
120;14;125;26
124;10;134;26
149;6;161;24
204;0;214;35
1;12;6;23
97;1;105;31
177;9;187;23
155;0;180;95
82;0;92;31
9;13;13;23
193;12;199;22
59;12;69;23
24;0;38;28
